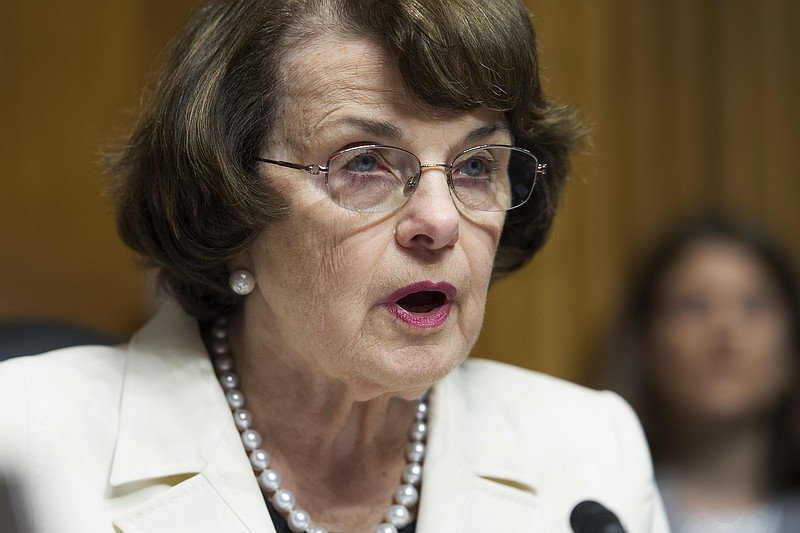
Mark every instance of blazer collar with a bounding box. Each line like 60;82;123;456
417;364;540;532
108;300;274;532
107;301;539;532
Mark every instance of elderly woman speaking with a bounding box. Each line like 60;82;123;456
0;1;668;532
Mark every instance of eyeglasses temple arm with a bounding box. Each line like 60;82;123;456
253;157;327;175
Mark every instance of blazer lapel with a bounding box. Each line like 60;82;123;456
416;366;540;532
105;303;540;532
107;301;274;533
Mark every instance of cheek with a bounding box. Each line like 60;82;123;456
260;213;380;300
272;214;391;319
309;236;383;336
746;314;792;356
465;243;497;311
465;213;504;273
650;316;707;363
743;318;795;393
457;222;503;331
644;324;707;402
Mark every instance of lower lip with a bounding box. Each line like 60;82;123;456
384;302;452;328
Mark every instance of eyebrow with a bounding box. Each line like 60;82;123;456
462;123;511;144
337;117;404;141
332;117;510;145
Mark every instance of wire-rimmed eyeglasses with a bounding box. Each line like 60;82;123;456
253;144;546;213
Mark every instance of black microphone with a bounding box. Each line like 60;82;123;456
570;500;627;533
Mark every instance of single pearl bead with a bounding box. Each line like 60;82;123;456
210;324;227;339
218;371;239;390
408;421;427;441
226;389;245;409
375;524;398;533
395;483;419;507
272;489;296;513
213;354;234;372
287;509;311;532
403;463;422;485
307;527;329;533
241;429;262;450
233;409;252;430
258;469;281;492
249;449;271;471
386;504;411;528
406;441;425;463
211;339;230;356
415;401;428;420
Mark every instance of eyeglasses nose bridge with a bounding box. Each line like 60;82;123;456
404;162;452;195
419;163;449;173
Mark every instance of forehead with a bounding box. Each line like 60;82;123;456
274;34;508;151
282;35;399;105
666;241;775;292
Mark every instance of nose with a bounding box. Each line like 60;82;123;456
706;299;745;339
394;167;460;251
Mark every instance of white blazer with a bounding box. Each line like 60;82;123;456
0;301;669;532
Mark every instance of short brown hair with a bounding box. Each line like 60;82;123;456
109;0;584;320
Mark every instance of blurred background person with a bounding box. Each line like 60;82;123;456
606;212;800;533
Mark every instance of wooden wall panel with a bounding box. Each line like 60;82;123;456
0;1;197;335
468;0;800;381
472;0;800;383
1;1;798;386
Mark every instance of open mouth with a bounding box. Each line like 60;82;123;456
384;282;456;329
396;291;448;313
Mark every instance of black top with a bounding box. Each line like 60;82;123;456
265;497;417;533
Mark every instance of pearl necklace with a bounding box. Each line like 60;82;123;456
207;317;428;533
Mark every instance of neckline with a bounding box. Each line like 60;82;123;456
264;498;418;533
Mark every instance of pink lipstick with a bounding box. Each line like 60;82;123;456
383;281;457;328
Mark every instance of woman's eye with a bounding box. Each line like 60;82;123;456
462;157;487;177
454;153;502;183
457;156;492;178
667;296;708;320
743;295;778;316
349;154;379;173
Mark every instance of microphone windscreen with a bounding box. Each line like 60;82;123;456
570;500;626;533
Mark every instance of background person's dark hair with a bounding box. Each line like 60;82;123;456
610;211;800;492
108;0;584;321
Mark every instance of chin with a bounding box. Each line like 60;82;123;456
348;345;466;402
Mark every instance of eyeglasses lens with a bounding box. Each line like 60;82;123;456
326;146;538;213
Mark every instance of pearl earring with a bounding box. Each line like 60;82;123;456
229;269;256;296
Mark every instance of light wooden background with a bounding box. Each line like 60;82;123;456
2;1;798;385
